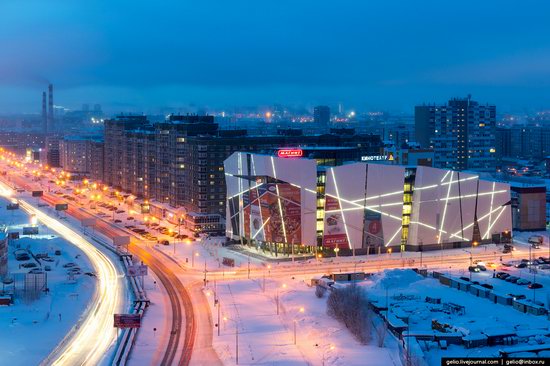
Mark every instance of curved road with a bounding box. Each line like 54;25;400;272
0;182;125;366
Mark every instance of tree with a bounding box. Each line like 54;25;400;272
315;285;326;298
326;283;371;344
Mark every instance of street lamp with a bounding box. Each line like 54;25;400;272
334;246;340;258
192;251;199;268
223;316;239;365
321;344;335;366
294;306;305;345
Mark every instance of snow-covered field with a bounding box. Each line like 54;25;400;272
205;265;550;366
0;198;96;365
205;274;401;366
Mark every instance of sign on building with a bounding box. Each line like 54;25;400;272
277;149;303;158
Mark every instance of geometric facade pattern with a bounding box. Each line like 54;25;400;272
224;152;317;247
225;153;512;251
325;164;512;251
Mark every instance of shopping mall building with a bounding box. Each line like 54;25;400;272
224;149;512;256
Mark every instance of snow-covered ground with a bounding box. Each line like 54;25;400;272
205;275;400;366
367;269;550;364
128;270;170;366
0;198;96;365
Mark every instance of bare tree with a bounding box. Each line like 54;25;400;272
326;283;371;344
375;319;388;347
315;285;326;298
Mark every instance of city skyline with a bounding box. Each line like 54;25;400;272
1;1;550;113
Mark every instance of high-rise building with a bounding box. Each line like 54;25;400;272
415;96;496;171
101;115;382;231
313;106;330;127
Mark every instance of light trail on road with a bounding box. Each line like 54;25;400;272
0;181;124;366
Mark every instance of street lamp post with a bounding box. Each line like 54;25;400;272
294;307;305;345
223;316;239;365
276;283;287;315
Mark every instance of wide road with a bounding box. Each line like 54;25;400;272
43;190;195;366
0;181;125;366
2;168;197;366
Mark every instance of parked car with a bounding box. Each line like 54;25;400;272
460;276;470;282
21;262;37;268
508;294;526;300
477;265;487;271
528;283;543;289
161;240;170;246
505;275;518;282
481;283;493;290
114;219;122;223
496;272;510;279
516;279;531;285
515;263;527;269
63;262;77;268
468;266;480;273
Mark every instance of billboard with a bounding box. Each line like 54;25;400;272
127;265;148;277
242;183;301;244
7;203;19;210
322;195;349;248
113;314;141;328
31;191;43;197
113;236;131;246
55;203;68;211
363;210;384;247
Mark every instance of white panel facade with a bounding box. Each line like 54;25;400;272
323;163;405;250
224;152;317;246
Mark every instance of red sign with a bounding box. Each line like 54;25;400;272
277;149;303;158
114;314;141;328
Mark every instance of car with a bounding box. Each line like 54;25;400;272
84;272;96;277
508;294;526;300
55;250;61;256
116;210;125;214
477;265;487;271
472;281;480;285
460;276;470;282
44;265;52;271
21;262;37;268
114;219;122;223
516;279;531;285
481;283;493;290
127;217;134;220
28;268;43;274
528;283;543;289
496;272;510;279
194;233;200;238
161;240;170;246
15;253;30;261
468;266;480;273
508;277;520;284
42;256;54;262
63;262;77;268
515;263;527;269
505;275;518;282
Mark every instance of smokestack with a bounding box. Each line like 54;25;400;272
42;91;47;134
48;84;54;133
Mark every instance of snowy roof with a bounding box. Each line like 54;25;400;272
483;328;516;337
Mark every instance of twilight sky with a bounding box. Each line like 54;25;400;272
1;0;550;114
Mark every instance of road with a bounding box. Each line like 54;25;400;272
0;154;538;366
0;181;125;366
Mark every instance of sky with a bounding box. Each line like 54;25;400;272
1;0;550;114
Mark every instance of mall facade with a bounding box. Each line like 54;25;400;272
224;150;512;256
